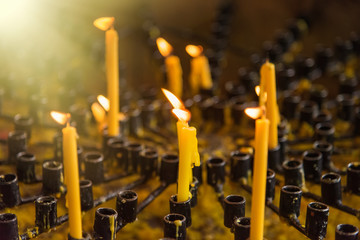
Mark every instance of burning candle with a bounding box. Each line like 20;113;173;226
260;60;279;149
91;102;106;132
162;89;200;202
185;45;213;95
50;111;82;239
245;107;269;240
94;17;119;137
157;38;183;99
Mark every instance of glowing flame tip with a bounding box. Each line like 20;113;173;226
50;111;69;125
97;95;110;112
161;88;185;109
172;109;191;122
94;17;115;31
185;45;203;57
244;107;263;120
156;37;173;57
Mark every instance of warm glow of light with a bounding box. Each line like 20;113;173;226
93;17;115;31
172;109;191;123
185;45;203;57
156;37;173;57
97;95;110;112
161;88;185;109
245;107;263;120
255;85;267;101
91;103;106;123
51;111;69;125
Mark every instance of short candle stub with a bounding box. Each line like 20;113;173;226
302;150;323;182
233;217;250;240
160;154;179;184
282;159;305;188
305;202;329;240
346;162;360;194
84;152;104;185
16;152;37;183
0;174;21;208
230;151;251;182
223;195;246;228
42;160;64;195
266;169;276;201
14;114;33;140
169;194;192;227
0;213;19;240
35;196;57;230
93;207;118;240
206;157;226;187
8;131;27;164
163;213;186;240
279;185;302;219
80;180;94;211
116;190;138;224
321;173;342;206
127;142;143;173
335;224;359;240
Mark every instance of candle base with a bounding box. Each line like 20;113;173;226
169;195;192;227
68;232;91;240
163;213;187;240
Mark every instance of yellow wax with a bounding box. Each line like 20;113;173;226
106;27;119;136
177;122;195;202
165;55;183;99
189;55;213;95
62;124;82;239
260;61;278;149
250;118;269;240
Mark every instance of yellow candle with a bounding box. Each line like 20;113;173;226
94;17;119;137
250;116;269;240
260;60;278;149
63;123;82;238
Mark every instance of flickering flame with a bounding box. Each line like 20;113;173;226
91;103;106;123
97;95;110;112
51;111;69;125
156;37;173;57
255;85;267;101
93;17;115;31
185;45;203;57
161;88;185;109
172;109;191;123
245;107;263;120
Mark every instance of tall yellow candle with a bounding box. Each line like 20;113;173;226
94;17;119;137
157;38;183;99
260;60;278;149
245;108;269;240
51;111;82;239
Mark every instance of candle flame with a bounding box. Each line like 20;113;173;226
91;103;106;123
97;95;110;112
172;109;191;123
93;17;115;31
255;85;267;101
185;45;203;57
161;88;185;109
156;37;173;57
245;107;263;120
50;111;70;125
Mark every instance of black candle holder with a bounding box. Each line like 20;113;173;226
315;122;335;144
310;86;328;110
93;207;118;240
266;169;276;202
336;94;355;121
233;217;250;240
313;141;333;171
42;160;64;195
346;162;360;195
283;94;300;120
223;195;245;228
140;147;158;178
313;111;332;127
189;177;199;207
107;137;128;169
163;213;186;240
192;160;203;185
80;180;94;211
84;152;104;185
160;154;179;184
68;232;91;240
169;195;192;227
282;159;305;188
299;100;318;124
206;157;226;187
116;190;138;224
127;142;142;173
279;185;302;219
321;173;342;206
0;174;21;208
278;132;288;165
8;131;27;164
302;150;323;182
16;152;37;183
335;224;359;240
0;213;19;240
14;114;33;140
305;202;329;240
53;132;63;162
268;145;282;172
35;196;57;231
230;151;251;182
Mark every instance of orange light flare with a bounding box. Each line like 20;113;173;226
97;95;110;112
255;85;267;101
185;45;203;58
156;37;173;57
93;17;115;31
51;111;70;125
245;107;265;120
161;88;185;109
172;109;191;123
